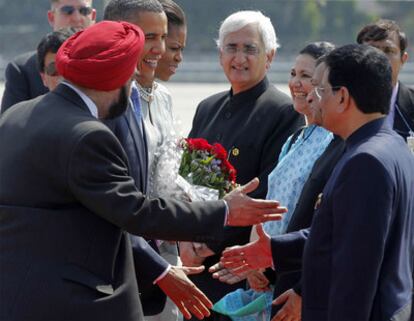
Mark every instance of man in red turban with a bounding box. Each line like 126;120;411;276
0;19;287;321
54;20;144;119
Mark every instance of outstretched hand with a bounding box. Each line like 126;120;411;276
220;224;273;274
157;265;212;320
224;178;287;226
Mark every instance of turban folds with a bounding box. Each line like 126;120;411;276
56;21;144;91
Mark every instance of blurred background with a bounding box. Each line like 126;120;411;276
0;0;413;84
1;0;413;133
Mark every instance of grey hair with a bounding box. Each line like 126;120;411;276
104;0;163;21
216;11;279;54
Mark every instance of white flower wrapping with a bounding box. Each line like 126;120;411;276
148;137;220;201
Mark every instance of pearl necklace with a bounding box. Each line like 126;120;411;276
137;82;158;103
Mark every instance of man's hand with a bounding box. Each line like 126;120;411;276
272;289;302;321
209;262;249;284
157;265;212;320
220;224;272;274
246;270;270;292
224;178;287;226
179;242;214;267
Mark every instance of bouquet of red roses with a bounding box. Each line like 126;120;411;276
178;138;237;198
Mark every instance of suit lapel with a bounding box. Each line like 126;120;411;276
124;104;148;193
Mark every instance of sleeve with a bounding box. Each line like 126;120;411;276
130;236;169;283
271;228;310;273
130;236;169;315
327;154;394;320
1;61;31;113
67;127;227;243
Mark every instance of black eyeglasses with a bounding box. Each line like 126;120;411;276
313;85;342;100
58;5;93;16
45;62;59;77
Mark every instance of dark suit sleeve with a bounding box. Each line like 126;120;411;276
271;228;310;273
67;126;227;242
131;236;169;284
131;236;168;316
327;154;393;320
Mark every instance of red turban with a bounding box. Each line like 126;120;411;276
56;21;144;91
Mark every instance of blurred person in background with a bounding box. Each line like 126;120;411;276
1;0;96;112
357;19;414;140
155;0;186;83
36;28;76;91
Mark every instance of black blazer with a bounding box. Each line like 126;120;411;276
0;84;227;321
1;51;48;113
394;82;414;139
188;77;304;306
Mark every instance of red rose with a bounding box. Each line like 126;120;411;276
186;138;211;151
212;143;227;161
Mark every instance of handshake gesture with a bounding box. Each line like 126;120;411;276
223;178;287;226
220;224;273;273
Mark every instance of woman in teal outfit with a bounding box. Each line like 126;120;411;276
213;42;336;321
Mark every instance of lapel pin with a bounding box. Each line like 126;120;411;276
232;148;240;157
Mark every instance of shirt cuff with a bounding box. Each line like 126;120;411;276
223;200;229;226
153;264;172;285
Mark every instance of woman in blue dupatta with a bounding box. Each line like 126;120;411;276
213;42;336;321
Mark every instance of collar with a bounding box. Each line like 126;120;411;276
228;77;269;106
346;117;387;149
62;81;98;118
390;82;399;109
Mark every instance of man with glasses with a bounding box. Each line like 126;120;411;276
184;10;303;320
1;0;96;112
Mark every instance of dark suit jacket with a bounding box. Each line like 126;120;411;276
394;82;414;139
106;104;167;316
188;77;304;306
1;51;48;113
302;119;414;321
0;84;228;321
270;136;345;315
